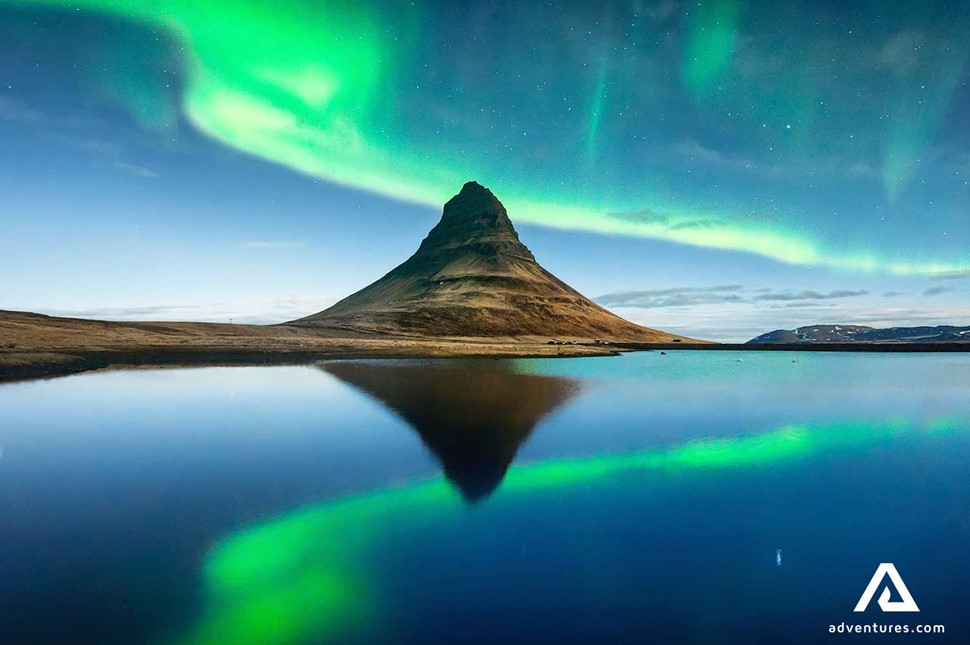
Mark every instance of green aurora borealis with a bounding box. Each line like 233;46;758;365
3;0;969;275
172;417;959;645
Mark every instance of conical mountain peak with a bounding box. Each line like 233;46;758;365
416;180;527;258
444;180;503;217
292;182;685;342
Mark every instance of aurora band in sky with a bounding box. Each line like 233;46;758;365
171;418;959;645
5;0;968;276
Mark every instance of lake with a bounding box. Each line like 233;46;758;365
1;351;968;644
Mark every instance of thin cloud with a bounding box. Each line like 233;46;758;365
597;286;869;310
875;30;925;75
228;294;338;324
768;302;840;309
2;98;163;181
669;139;768;176
610;207;719;231
644;0;678;23
34;294;338;325
667;138;880;181
753;289;869;302
113;161;159;179
828;308;970;326
43;304;223;319
930;270;970;281
595;285;744;308
244;241;307;249
924;286;951;297
71;137;124;157
0;97;44;123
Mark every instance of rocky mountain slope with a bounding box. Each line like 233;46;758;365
290;182;685;341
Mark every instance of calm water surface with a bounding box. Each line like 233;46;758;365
1;352;969;644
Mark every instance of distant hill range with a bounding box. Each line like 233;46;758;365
748;324;970;344
292;181;686;342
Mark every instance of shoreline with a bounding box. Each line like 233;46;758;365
0;348;630;385
0;309;626;383
0;345;624;384
618;342;970;352
5;341;970;385
2;309;969;384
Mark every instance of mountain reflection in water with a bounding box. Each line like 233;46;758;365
321;360;581;501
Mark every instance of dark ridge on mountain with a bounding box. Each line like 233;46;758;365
748;324;970;344
290;181;688;341
321;360;580;502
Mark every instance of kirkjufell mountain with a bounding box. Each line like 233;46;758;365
292;181;684;341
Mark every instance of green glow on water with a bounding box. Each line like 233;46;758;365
183;565;367;645
173;418;955;644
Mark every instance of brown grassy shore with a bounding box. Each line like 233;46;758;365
0;310;634;383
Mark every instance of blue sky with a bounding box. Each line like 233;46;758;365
0;0;968;341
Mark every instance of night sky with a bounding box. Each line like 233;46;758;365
1;0;968;340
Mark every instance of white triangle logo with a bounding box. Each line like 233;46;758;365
853;563;920;613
